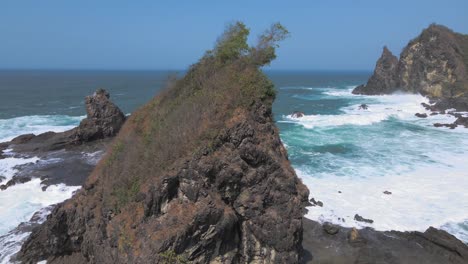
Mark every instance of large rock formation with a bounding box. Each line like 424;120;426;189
353;24;468;111
73;89;126;142
353;46;399;95
0;89;125;153
17;23;309;263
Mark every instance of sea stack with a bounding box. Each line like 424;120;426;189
353;24;468;111
17;23;310;263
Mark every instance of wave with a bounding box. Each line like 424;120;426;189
0;178;80;263
283;93;464;130
298;147;468;242
0;115;84;143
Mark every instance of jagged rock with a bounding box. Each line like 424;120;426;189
73;89;126;142
353;24;468;112
415;113;428;118
17;34;309;263
353;46;399;95
2;90;124;153
291;111;305;118
354;214;374;224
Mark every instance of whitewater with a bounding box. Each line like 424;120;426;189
0;115;83;264
277;86;468;243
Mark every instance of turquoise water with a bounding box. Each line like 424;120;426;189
0;70;467;245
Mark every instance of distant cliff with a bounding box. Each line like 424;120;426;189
353;24;468;111
17;22;309;264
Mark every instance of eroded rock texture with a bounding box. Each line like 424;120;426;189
353;24;468;111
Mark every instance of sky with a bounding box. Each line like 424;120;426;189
1;0;467;70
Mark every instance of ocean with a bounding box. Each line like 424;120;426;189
0;70;467;262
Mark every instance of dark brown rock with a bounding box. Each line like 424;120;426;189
352;46;399;95
301;218;468;264
17;60;309;263
383;190;392;195
73;89;126;143
415;113;428;118
354;214;374;224
2;90;125;154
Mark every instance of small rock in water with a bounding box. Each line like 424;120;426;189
323;222;340;235
291;111;305;118
338;190;342;193
310;197;324;207
433;123;457;129
383;190;392;195
415;113;428;118
354;214;374;224
430;112;439;116
358;104;369;110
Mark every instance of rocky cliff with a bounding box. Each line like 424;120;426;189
17;23;309;264
353;24;468;111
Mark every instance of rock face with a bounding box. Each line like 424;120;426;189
73;89;126;142
353;24;468;111
17;25;309;263
353;46;399;95
0;89;125;153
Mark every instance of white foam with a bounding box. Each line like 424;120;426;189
0;179;80;235
0;157;40;183
300;152;468;235
0;179;80;263
285;92;464;130
0;115;84;143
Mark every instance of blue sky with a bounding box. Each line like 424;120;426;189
1;0;467;70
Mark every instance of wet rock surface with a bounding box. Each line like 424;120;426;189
301;218;468;264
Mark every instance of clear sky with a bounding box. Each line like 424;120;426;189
1;0;467;70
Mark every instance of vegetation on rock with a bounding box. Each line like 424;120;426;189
18;21;309;264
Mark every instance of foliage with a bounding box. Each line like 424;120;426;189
105;21;287;220
213;21;250;64
159;250;189;264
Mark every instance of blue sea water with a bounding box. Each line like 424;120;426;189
0;70;466;262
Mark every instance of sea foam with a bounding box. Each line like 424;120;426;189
282;87;468;243
0;115;84;143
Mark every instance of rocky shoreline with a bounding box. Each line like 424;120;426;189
0;90;466;263
353;24;468;130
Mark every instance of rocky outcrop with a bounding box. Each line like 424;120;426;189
17;23;309;264
353;24;468;111
302;219;468;264
73;89;126;142
353;46;399;95
0;89;125;153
